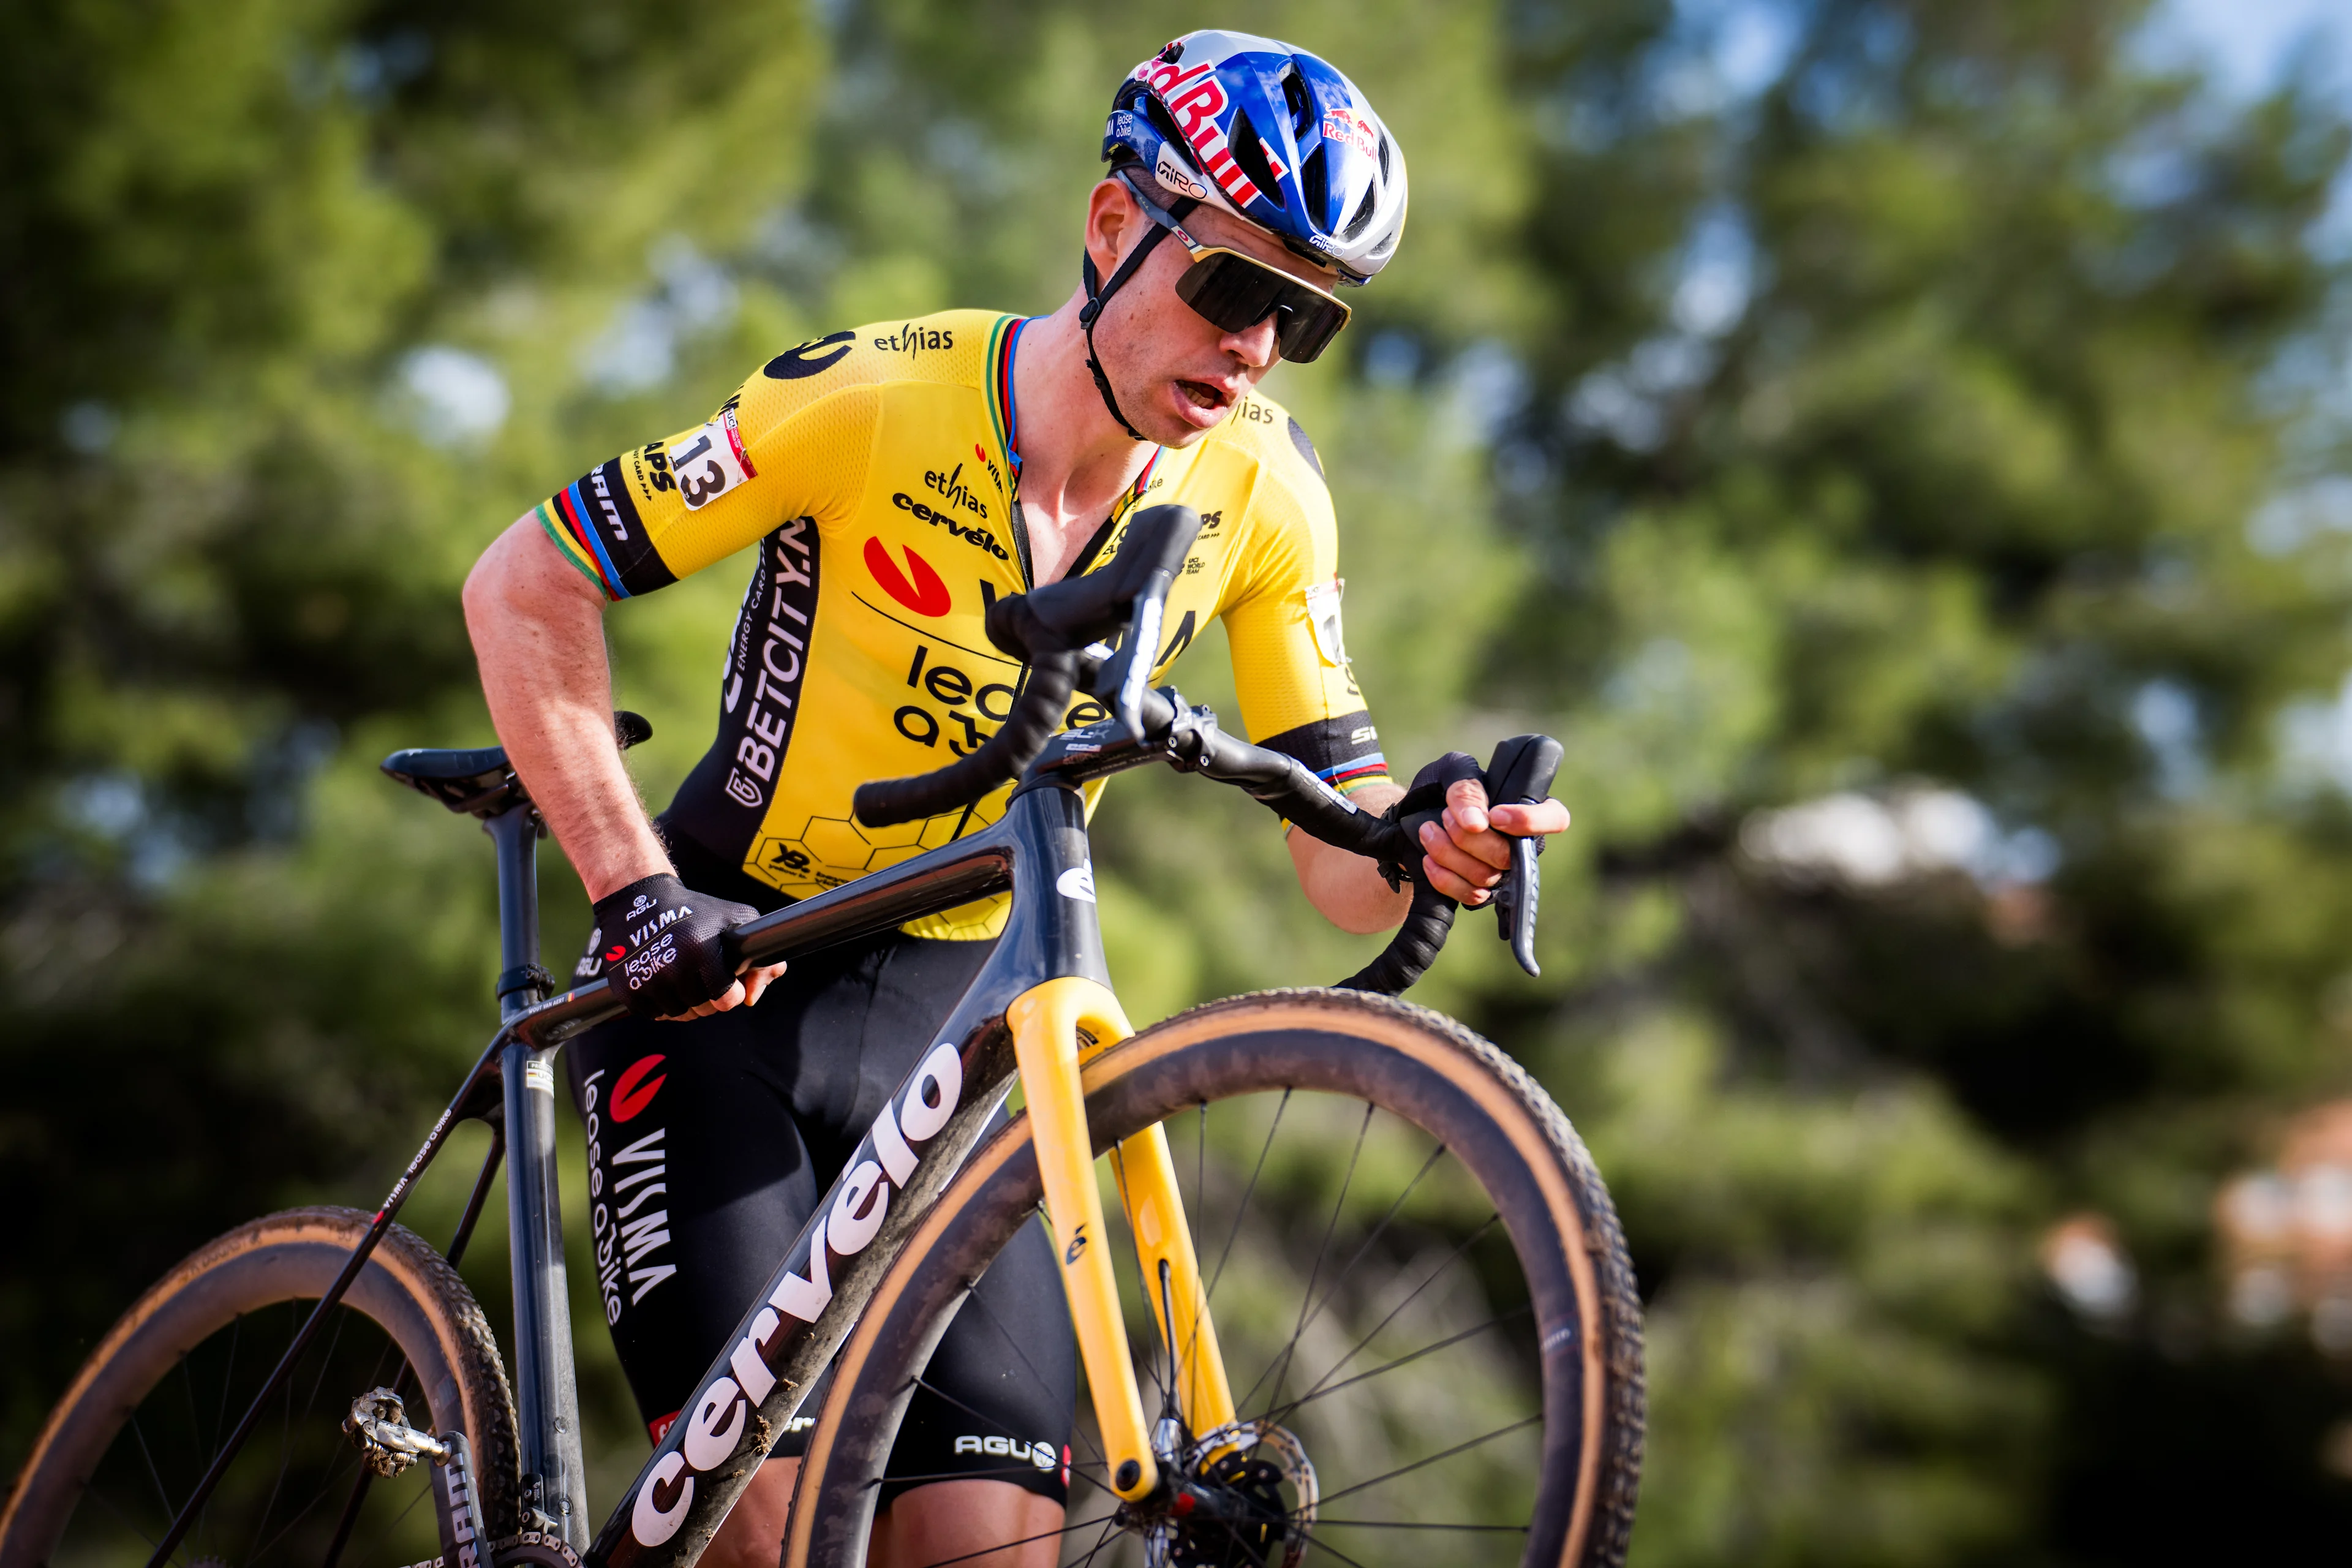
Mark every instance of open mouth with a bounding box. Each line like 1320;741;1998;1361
1177;379;1231;413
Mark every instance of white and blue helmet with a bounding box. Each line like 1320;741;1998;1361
1104;31;1408;285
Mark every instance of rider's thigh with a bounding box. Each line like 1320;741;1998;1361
564;999;827;1436
701;1455;800;1568
871;1480;1063;1568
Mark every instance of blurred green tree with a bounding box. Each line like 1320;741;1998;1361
9;0;2352;1562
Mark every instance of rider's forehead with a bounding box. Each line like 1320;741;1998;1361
1180;203;1342;290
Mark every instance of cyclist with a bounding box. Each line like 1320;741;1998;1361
462;29;1569;1568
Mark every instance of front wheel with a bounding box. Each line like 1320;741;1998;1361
1;1207;522;1568
786;988;1645;1568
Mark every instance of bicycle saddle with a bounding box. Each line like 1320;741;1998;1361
382;711;652;817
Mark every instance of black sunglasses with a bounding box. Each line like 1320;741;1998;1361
1119;170;1354;364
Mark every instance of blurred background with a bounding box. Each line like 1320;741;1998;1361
8;0;2352;1560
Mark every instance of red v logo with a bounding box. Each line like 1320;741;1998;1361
864;537;950;616
612;1053;668;1122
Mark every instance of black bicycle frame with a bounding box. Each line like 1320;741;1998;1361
141;683;1398;1568
546;780;1103;1568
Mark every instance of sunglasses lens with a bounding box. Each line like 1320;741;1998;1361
1275;300;1348;364
1176;252;1350;364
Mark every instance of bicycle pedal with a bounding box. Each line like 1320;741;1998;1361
344;1387;452;1477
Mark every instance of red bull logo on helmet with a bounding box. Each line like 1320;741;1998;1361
1132;58;1266;211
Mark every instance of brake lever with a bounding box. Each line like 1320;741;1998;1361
1091;586;1174;743
1484;734;1564;977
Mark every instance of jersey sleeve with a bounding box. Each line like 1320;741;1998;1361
532;329;880;598
1219;418;1394;799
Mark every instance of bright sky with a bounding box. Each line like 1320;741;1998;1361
2141;0;2350;101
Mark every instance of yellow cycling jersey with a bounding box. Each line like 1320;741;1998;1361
535;309;1389;938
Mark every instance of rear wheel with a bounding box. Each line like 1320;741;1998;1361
785;989;1645;1568
1;1207;521;1568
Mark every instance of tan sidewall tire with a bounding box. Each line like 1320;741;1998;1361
0;1206;521;1568
783;988;1644;1568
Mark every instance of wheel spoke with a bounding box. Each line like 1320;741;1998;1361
1276;1142;1447;1377
1069;1509;1122;1567
125;1410;178;1535
1305;1413;1542;1510
1208;1089;1289;1302
318;1463;375;1568
80;1479;165;1552
243;1301;302;1565
1257;1219;1505;1430
247;1446;369;1566
1272;1303;1529;1424
1238;1103;1374;1420
1310;1520;1528;1531
958;1283;1110;1473
1292;1530;1374;1568
907;1511;1118;1568
213;1312;242;1454
300;1294;353;1421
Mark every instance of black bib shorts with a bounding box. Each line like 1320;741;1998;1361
563;832;1077;1508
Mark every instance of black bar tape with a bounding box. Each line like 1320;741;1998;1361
1336;881;1458;995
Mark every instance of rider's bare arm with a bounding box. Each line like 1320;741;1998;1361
463;515;786;1016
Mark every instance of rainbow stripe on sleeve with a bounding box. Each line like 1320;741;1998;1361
533;485;627;600
1322;754;1392;794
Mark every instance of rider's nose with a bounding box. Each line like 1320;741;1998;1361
1222;312;1279;369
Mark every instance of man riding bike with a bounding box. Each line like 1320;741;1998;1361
461;29;1570;1568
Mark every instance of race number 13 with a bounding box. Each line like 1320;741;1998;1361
668;408;759;510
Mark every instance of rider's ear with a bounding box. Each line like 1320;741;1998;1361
1084;178;1144;277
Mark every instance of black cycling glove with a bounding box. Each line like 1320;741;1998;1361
1373;752;1485;892
589;872;761;1019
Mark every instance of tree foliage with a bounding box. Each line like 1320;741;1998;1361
6;0;2352;1559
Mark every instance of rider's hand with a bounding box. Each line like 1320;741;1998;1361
589;872;782;1020
1417;778;1571;907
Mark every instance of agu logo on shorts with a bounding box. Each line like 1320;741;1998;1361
864;537;950;617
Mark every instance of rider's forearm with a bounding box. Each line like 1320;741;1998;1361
1287;782;1412;935
464;515;673;901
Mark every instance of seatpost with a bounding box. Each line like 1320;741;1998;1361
484;803;591;1550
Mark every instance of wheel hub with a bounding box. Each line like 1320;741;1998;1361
1126;1420;1317;1568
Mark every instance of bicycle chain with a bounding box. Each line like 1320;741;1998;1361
394;1529;582;1568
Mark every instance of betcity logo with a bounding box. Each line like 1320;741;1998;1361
629;1042;967;1548
723;521;818;812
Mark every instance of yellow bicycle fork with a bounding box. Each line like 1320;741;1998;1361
1008;978;1239;1501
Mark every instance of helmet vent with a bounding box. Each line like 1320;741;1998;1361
1301;144;1330;225
1377;130;1391;183
1227;108;1281;201
1341;183;1378;241
1143;93;1188;157
1281;66;1316;136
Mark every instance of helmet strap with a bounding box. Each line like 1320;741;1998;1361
1074;189;1194;445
